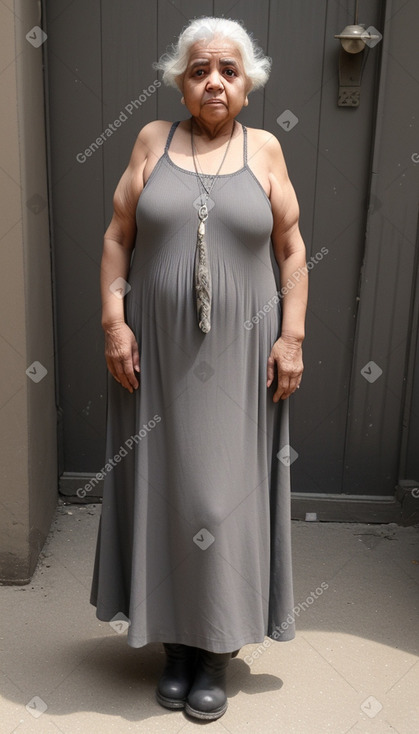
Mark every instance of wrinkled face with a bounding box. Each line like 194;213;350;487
180;38;250;124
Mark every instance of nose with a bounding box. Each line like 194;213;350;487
206;70;224;90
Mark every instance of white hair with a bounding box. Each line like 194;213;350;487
153;17;271;93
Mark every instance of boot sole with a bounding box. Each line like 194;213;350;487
184;701;228;720
155;690;186;710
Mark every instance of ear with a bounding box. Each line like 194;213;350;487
181;96;185;104
243;96;249;107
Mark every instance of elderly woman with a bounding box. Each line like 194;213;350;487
90;16;307;722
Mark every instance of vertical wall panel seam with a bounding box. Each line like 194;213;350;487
308;0;330;262
397;212;419;480
100;0;105;233
156;0;159;120
40;0;62;477
263;0;271;132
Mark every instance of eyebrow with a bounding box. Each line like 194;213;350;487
189;58;239;70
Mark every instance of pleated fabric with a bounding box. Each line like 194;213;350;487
90;122;296;651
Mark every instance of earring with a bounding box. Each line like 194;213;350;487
181;96;185;104
243;97;249;107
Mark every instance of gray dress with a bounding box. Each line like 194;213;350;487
90;121;296;652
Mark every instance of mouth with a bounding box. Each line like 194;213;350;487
204;99;225;105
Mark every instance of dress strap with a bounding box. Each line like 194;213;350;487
241;124;248;165
164;121;180;153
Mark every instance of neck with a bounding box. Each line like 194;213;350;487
191;117;235;181
190;117;236;141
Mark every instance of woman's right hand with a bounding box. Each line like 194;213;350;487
104;322;140;393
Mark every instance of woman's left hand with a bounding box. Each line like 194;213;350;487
267;335;304;402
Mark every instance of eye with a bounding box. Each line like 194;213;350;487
224;68;237;77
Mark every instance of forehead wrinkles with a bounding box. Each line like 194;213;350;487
187;42;243;61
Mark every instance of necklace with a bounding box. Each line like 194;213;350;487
191;118;236;208
191;119;236;333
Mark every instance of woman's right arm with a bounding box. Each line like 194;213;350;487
100;128;151;393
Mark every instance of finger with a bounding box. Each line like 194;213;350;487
105;357;121;384
273;374;290;402
289;375;301;394
280;388;292;400
124;352;141;391
114;359;135;393
279;380;299;400
127;364;140;391
105;345;134;390
132;340;140;374
274;385;287;402
281;374;303;399
273;388;283;402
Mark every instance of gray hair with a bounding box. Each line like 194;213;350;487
153;17;271;93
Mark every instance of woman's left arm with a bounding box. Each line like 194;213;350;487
266;135;308;402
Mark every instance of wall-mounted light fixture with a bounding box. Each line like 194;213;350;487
334;1;381;107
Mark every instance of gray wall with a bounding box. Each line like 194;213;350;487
43;1;419;520
343;0;419;495
0;0;57;582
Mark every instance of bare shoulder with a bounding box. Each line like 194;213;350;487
137;120;173;146
245;126;288;177
129;120;172;163
245;126;277;146
115;120;174;191
111;121;170;216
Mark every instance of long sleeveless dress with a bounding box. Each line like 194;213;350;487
90;121;296;652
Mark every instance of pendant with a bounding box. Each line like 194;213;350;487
194;206;211;333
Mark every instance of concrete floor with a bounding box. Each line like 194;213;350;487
1;501;418;734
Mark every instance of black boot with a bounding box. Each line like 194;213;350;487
185;649;231;720
156;643;198;710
